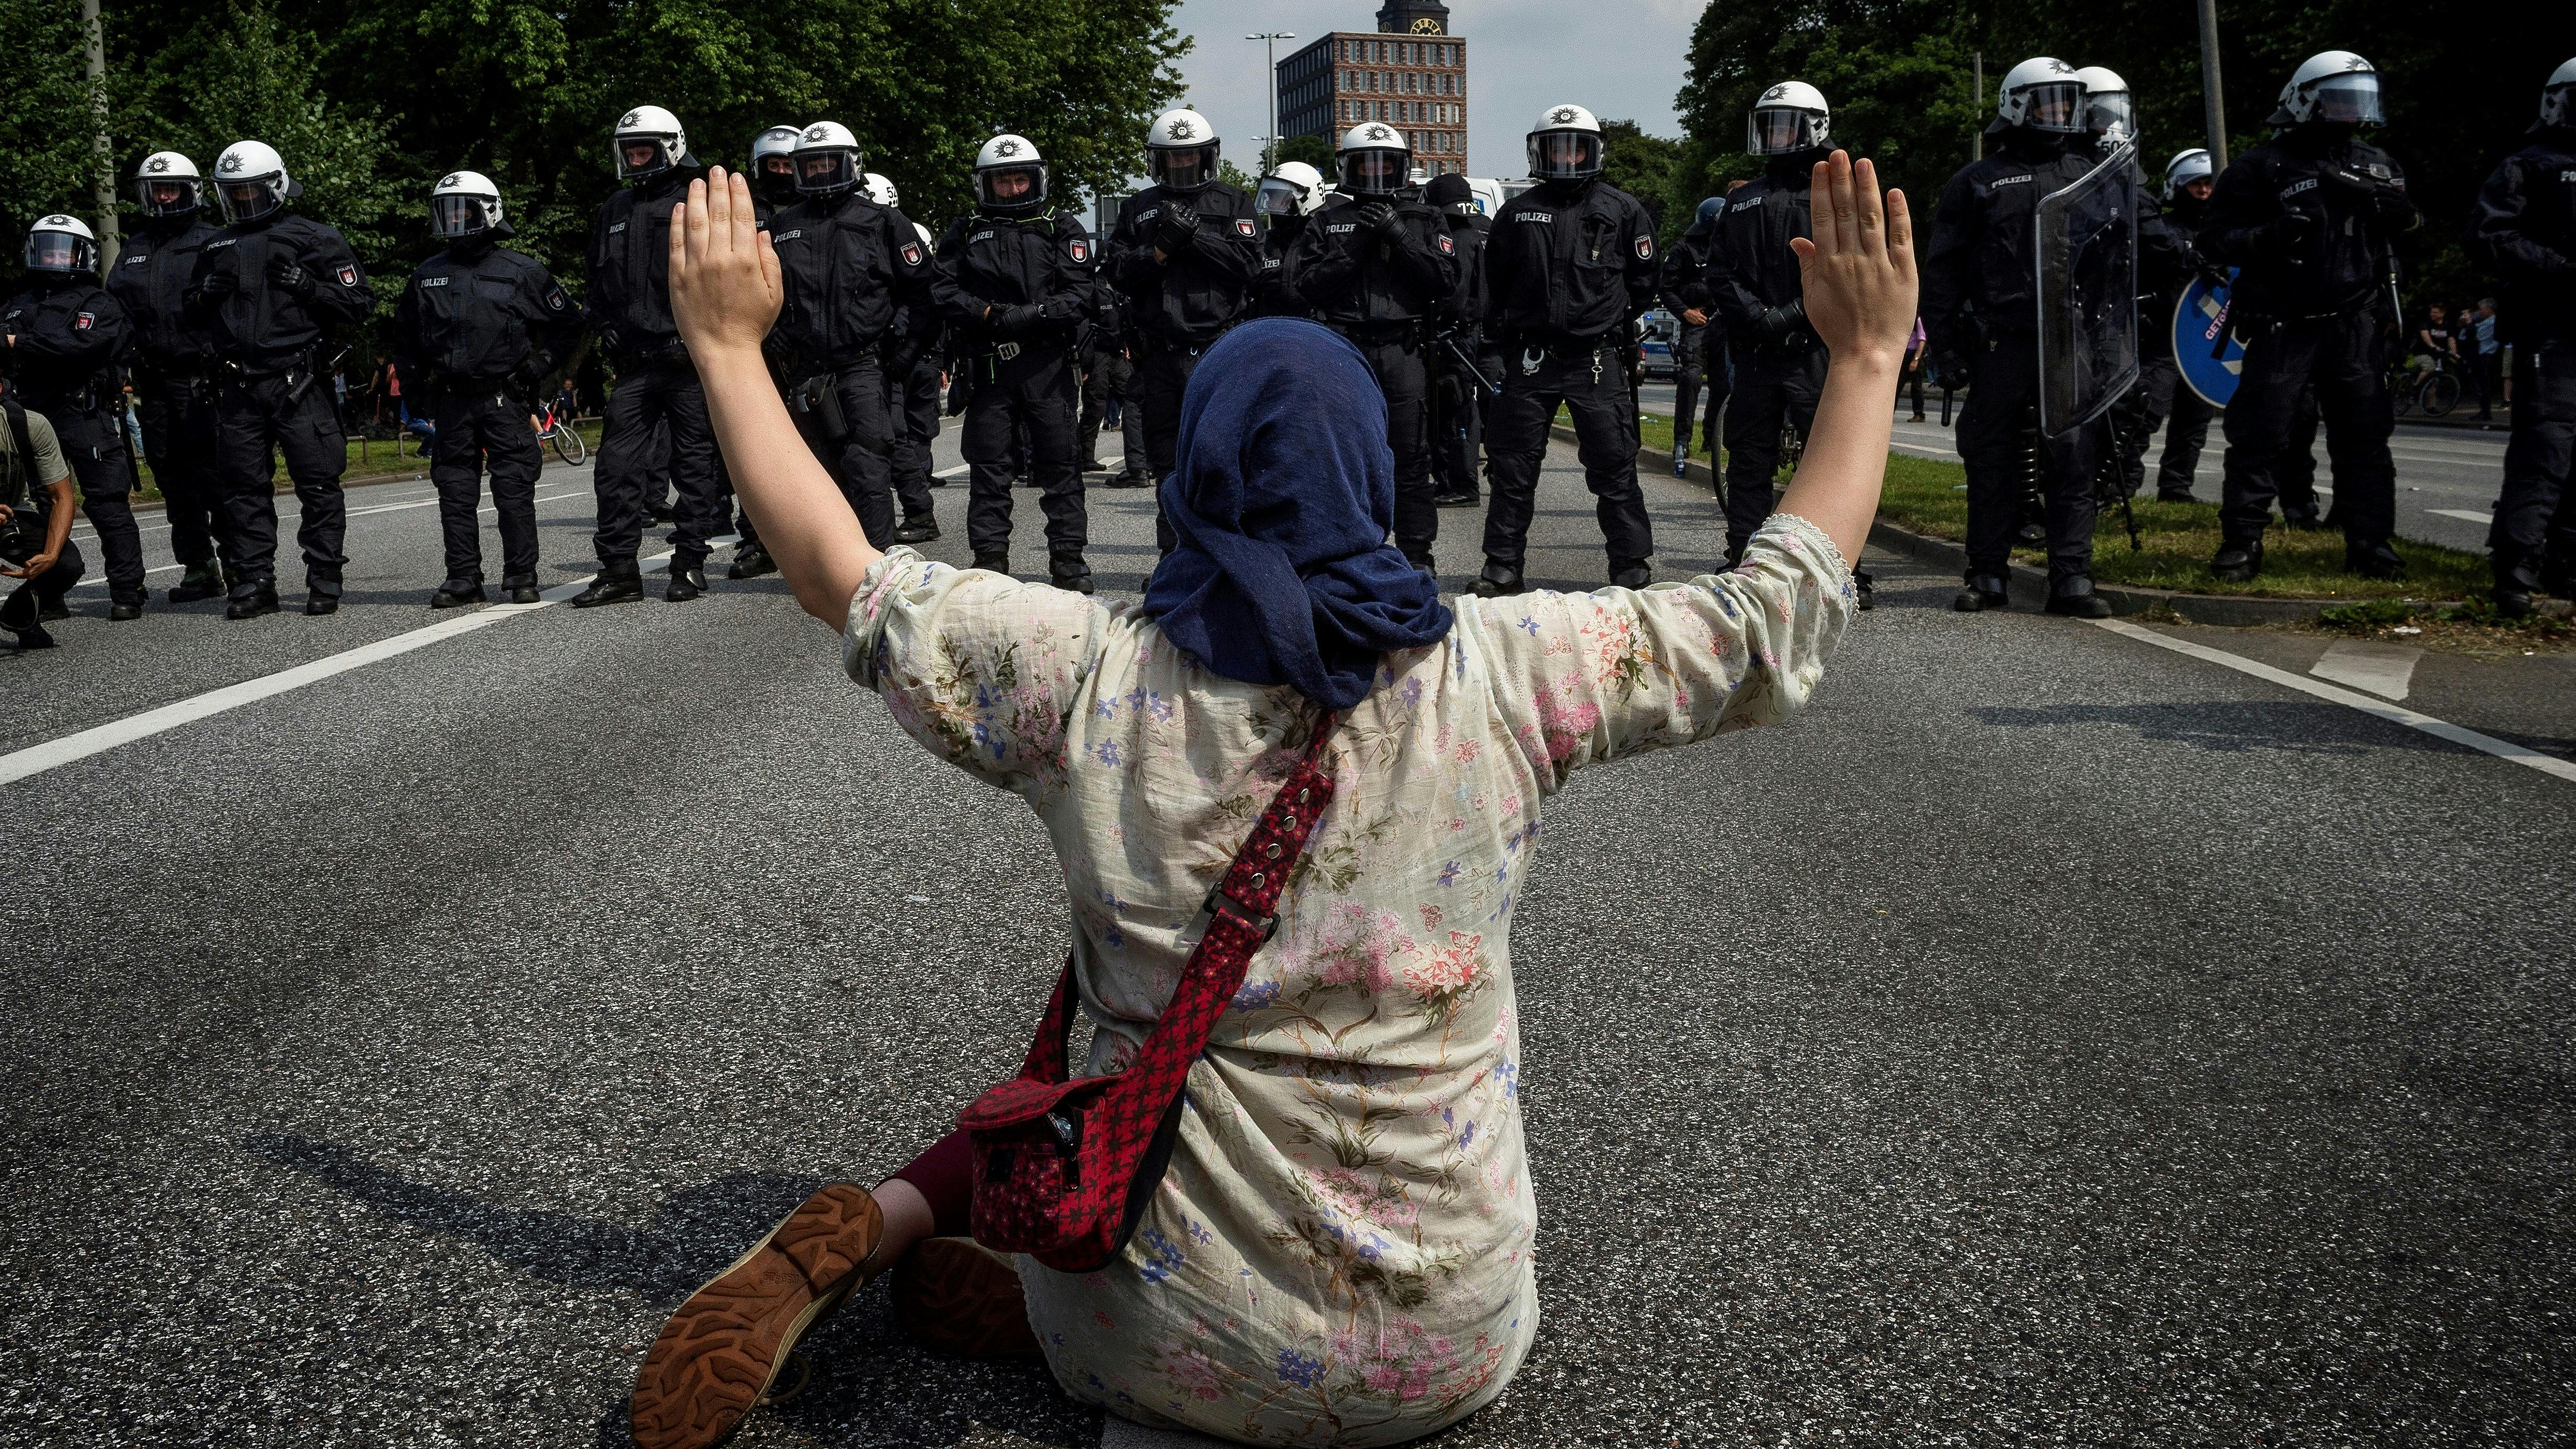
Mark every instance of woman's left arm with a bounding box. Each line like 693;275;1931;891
667;168;882;625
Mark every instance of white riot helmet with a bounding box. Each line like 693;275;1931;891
751;125;805;204
862;172;899;208
2271;51;2384;128
134;152;202;219
1146;109;1220;193
2076;66;2134;146
1748;81;1830;156
1993;57;2087;133
429;170;503;240
2547;57;2576;128
612;105;688;180
1527;102;1604;182
2164;148;2214;196
1338;121;1411;197
212;140;291;223
24;214;97;276
793;121;864;198
973;133;1050;218
1256;161;1325;219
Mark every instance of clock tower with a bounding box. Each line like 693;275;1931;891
1375;0;1447;34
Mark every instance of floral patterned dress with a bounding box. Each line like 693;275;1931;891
844;515;1854;1446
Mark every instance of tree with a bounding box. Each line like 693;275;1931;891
1274;133;1335;174
0;0;115;241
1600;118;1688;239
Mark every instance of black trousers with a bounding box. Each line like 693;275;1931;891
2492;337;2576;584
40;410;147;606
1671;322;1711;454
426;387;543;583
1481;341;1654;573
2;525;83;631
2113;351;2178;497
2157;376;2217;497
2219;311;2396;550
784;357;898;550
136;375;226;570
1076;351;1107;463
890;355;943;526
216;370;346;597
961;348;1085;573
1339;330;1435;556
1958;339;2103;584
1132;338;1213;552
595;358;724;566
1430;343;1484;500
1720;344;1827;553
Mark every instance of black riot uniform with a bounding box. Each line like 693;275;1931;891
1255;209;1317;320
1426;176;1494;508
2465;119;2576;613
392;236;582;599
2107;178;2203;499
933;207;1099;587
2148;184;2220;500
1477;177;1660;590
2199;125;2418;577
1705;155;1832;562
766;188;936;551
1659;206;1724;467
2;275;143;614
106;210;231;599
190;211;371;614
1920;127;2110;609
1105;179;1262;540
1293;192;1460;567
886;216;946;544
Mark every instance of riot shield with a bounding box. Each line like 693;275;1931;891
2034;143;2140;438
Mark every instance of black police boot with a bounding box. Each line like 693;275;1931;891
666;562;708;601
226;583;281;620
430;580;486;609
971;552;1011;575
726;540;776;579
1050;557;1095;596
1609;563;1652;590
304;592;339;616
892;516;941;545
1079;452;1103;473
500;573;542;605
1854;568;1875;612
1952;573;2010;612
1432;487;1479;508
109;596;145;622
2345;539;2407;581
568;558;644;608
1403;551;1437;576
1472;562;1524;599
1103;471;1151;489
2209;541;2264;583
2045;574;2113;619
168;561;225;603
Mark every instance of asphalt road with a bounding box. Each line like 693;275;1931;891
4;425;2570;1448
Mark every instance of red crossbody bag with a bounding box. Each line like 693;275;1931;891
959;717;1337;1273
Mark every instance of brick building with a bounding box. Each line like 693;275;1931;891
1275;1;1470;177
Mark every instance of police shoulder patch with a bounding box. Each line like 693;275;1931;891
1438;233;1454;255
337;264;359;287
73;311;94;330
901;240;924;267
546;287;567;311
1068;238;1090;263
1236;217;1256;238
1635;235;1653;260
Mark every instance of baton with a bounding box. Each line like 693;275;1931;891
1440;333;1501;398
1940;385;1954;428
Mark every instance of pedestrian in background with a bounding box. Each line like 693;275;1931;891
1900;316;1927;419
2471;298;2501;420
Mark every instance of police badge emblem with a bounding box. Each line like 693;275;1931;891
1235;218;1256;238
1635;235;1652;260
1069;239;1089;263
337;264;359;287
901;241;923;267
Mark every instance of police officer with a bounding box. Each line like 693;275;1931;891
191;140;371;619
1921;59;2115;615
2467;58;2576;615
2080;67;2194;505
1424;170;1494;509
1253;161;1326;318
1105;108;1262;533
392;171;582;608
1660;196;1724;478
1294;123;1459;572
766;122;936;564
107;152;230;604
1477;104;1660;595
864;172;944;546
2199;51;2418;581
575;106;723;607
933;133;1097;590
750;125;803;211
3;215;144;621
2151;148;2221;502
1707;82;1836;576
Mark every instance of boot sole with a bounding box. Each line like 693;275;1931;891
891;1238;1041;1360
630;1183;883;1449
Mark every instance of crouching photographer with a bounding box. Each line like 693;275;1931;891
0;382;83;650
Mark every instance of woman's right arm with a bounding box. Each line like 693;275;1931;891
1771;150;1914;566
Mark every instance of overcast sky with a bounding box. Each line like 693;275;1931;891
1165;0;1703;179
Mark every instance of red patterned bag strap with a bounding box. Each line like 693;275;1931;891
1012;955;1081;1085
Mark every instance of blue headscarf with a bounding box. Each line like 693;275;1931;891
1140;319;1454;710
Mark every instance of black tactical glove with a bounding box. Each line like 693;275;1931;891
192;266;240;302
994;303;1043;335
268;252;315;299
508;360;548;397
1754;298;1808;344
1353;201;1397;237
1154;204;1199;254
1039;294;1082;325
2263;210;2317;263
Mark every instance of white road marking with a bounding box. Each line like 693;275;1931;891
67;490;590;590
2093;619;2575;784
2309;639;2422;701
2428;508;2494;526
0;539;734;788
935;464;971;479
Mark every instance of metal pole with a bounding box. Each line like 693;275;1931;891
1972;51;1984;162
82;0;120;273
1248;32;1297;174
2196;0;2229;169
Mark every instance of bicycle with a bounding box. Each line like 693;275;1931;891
2390;353;2462;418
533;398;587;465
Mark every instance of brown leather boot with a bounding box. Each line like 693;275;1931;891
891;1236;1042;1360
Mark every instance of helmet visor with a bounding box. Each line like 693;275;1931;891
1528;130;1603;180
2088;92;2134;135
796;148;859;195
614;135;675;180
138;178;199;217
430;194;492;238
24;233;84;273
1338;149;1408;196
1255;178;1307;216
974;164;1047;211
217;177;283;223
2019;81;2087;131
2308;73;2384;125
1748;107;1822;155
1150;144;1217;192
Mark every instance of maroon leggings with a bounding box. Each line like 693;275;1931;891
886;1128;976;1236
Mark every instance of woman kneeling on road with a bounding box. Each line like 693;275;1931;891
631;153;1914;1449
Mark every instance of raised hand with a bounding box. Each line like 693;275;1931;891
1787;151;1916;371
669;166;782;360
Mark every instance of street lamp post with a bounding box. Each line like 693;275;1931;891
1247;31;1297;175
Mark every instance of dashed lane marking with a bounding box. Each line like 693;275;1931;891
2428;507;2494;526
2092;618;2575;784
2309;639;2421;701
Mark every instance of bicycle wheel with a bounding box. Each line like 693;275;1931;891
2422;371;2459;417
554;425;587;466
2392;375;2416;417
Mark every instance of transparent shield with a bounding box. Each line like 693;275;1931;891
2035;141;2141;437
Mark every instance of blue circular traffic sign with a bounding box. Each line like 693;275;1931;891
2173;269;2243;408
